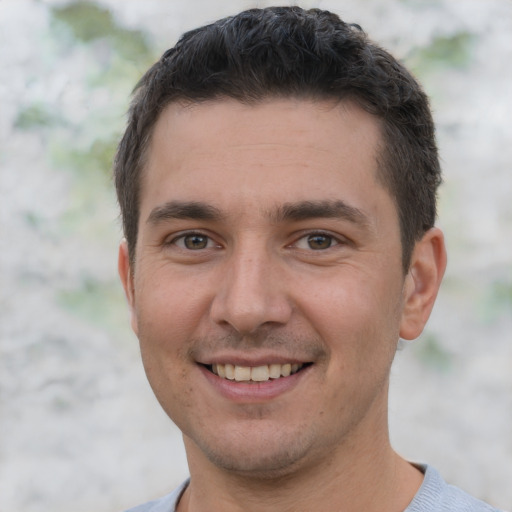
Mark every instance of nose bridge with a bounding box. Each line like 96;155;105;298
210;236;291;334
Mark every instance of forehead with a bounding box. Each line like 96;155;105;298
149;97;381;163
140;98;392;224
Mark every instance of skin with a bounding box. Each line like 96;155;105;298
119;98;446;512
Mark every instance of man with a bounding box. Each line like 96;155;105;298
115;7;501;512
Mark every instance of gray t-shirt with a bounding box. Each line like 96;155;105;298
124;465;504;512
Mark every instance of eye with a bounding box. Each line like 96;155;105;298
294;233;340;250
172;233;216;250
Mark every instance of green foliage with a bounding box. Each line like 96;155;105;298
15;104;61;130
412;333;453;372
43;1;154;249
46;0;157;189
479;278;512;323
57;276;128;332
23;211;43;228
52;136;118;178
491;280;512;305
51;1;154;64
49;135;119;238
406;31;475;75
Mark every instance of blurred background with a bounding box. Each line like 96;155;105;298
0;0;511;511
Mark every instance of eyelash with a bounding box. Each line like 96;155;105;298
292;231;343;251
167;231;219;250
166;230;345;252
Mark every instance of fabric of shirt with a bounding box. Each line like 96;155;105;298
123;464;504;512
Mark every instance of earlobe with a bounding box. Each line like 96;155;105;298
399;227;447;340
118;239;138;335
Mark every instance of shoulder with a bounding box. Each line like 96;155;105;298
123;480;189;512
406;465;504;512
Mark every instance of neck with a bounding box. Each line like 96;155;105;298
178;414;423;512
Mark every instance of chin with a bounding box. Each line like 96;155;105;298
207;448;309;479
188;423;318;478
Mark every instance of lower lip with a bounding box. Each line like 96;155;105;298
199;365;311;403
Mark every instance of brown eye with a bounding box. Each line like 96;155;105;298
307;234;333;250
183;234;209;250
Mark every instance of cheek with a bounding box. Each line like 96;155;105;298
133;273;198;391
301;271;402;366
136;265;211;337
137;319;198;427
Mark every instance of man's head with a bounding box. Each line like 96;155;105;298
114;6;441;272
116;5;446;489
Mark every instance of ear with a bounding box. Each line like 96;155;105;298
400;227;447;340
118;239;138;335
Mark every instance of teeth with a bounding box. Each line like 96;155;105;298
269;364;281;379
211;363;304;382
234;365;251;381
251;365;270;382
225;364;235;380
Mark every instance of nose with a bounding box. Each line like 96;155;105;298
210;245;293;335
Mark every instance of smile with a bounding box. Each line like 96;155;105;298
208;363;307;382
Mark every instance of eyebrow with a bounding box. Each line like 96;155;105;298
269;200;371;227
146;201;224;224
146;199;370;228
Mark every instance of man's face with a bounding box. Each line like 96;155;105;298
121;98;413;476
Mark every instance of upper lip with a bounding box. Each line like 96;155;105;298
196;352;311;367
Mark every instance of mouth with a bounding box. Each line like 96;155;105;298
204;362;311;382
